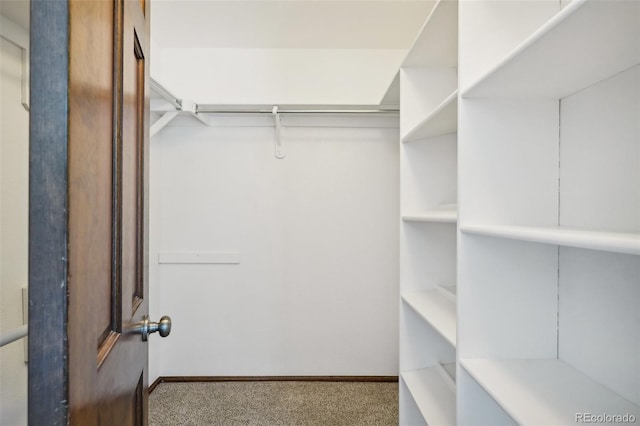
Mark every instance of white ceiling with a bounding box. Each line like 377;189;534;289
151;1;433;50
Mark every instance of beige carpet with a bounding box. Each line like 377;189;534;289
149;381;398;426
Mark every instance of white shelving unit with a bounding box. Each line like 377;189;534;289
398;0;458;424
457;0;640;424
396;0;639;424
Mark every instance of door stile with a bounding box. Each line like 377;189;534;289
28;0;71;424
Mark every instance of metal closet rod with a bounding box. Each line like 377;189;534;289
196;105;399;114
149;78;399;114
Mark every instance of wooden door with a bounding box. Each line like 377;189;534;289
28;0;154;424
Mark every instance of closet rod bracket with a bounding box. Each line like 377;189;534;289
273;106;285;159
181;99;196;114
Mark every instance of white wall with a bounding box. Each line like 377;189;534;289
149;116;399;381
158;48;404;105
0;16;29;426
149;0;429;105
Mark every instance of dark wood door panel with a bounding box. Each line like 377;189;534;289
29;0;151;424
97;333;147;426
121;22;146;323
67;0;114;349
67;0;116;423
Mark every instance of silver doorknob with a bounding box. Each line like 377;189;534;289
131;315;172;341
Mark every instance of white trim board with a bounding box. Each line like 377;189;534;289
158;252;241;264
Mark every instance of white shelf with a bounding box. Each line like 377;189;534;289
462;0;640;99
461;224;640;256
441;362;456;383
437;283;457;301
461;358;640;426
378;0;457;105
402;0;458;68
379;72;399;106
402;365;456;426
402;204;457;224
402;289;457;347
403;90;458;142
